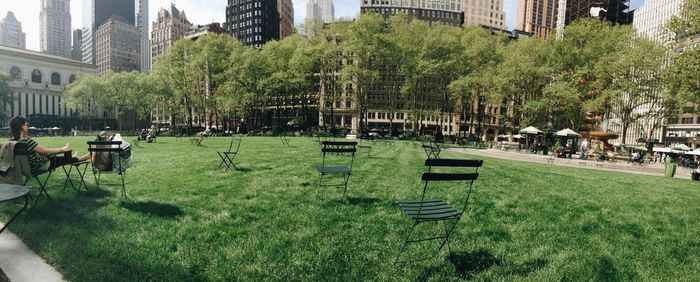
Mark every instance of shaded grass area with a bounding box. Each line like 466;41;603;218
1;136;699;281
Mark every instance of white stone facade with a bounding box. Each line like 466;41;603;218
0;45;97;126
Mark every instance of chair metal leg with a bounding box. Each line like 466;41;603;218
0;194;28;234
217;152;226;169
395;223;418;264
93;170;101;190
32;173;52;206
120;170;127;198
76;163;89;191
342;173;351;198
62;165;77;192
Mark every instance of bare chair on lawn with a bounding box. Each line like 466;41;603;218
316;141;357;198
422;143;441;159
280;134;290;146
396;158;483;263
218;135;242;170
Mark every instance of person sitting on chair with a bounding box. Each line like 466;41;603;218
139;129;148;141
10;116;90;171
146;128;155;143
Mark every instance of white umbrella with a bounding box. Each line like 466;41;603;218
555;128;581;137
28;126;37;130
685;149;700;156
653;147;672;153
512;134;524;139
497;134;509;138
51;126;60;130
671;144;691;151
518;126;543;135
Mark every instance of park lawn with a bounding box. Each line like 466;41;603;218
1;136;700;281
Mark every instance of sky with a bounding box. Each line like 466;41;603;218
1;0;646;52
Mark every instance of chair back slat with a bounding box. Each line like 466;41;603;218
228;135;243;152
87;147;123;152
87;141;122;146
322;141;357;146
321;141;357;154
322;148;357;153
421;172;479;181
425;158;483;168
88;141;123;153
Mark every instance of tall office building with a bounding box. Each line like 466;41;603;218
606;0;685;146
516;0;559;38
40;0;72;58
71;29;82;61
226;0;280;47
82;0;136;64
0;12;26;49
360;0;465;27
307;0;334;23
151;4;192;65
136;0;150;73
95;16;141;76
564;0;632;25
278;0;294;39
463;0;506;29
633;0;684;44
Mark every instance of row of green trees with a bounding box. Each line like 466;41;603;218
50;3;700;140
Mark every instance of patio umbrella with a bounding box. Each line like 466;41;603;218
685;149;700;156
51;126;60;130
512;134;524;139
555;128;581;137
671;144;691;151
518;126;543;135
28;126;37;130
653;147;672;153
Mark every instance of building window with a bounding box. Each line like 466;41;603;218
31;70;42;83
51;73;61;85
10;66;21;80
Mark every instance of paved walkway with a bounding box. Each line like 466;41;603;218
0;225;65;282
453;148;694;179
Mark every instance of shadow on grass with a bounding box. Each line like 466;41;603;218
233;167;253;172
343;197;382;207
120;200;184;218
448;249;500;278
79;187;112;198
508;258;548;276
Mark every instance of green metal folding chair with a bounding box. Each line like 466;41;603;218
422;144;441;159
218;135;242;170
316;141;357;198
88;141;130;198
396;158;483;263
13;142;59;206
280;134;290;146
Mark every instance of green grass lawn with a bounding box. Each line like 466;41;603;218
2;136;700;281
